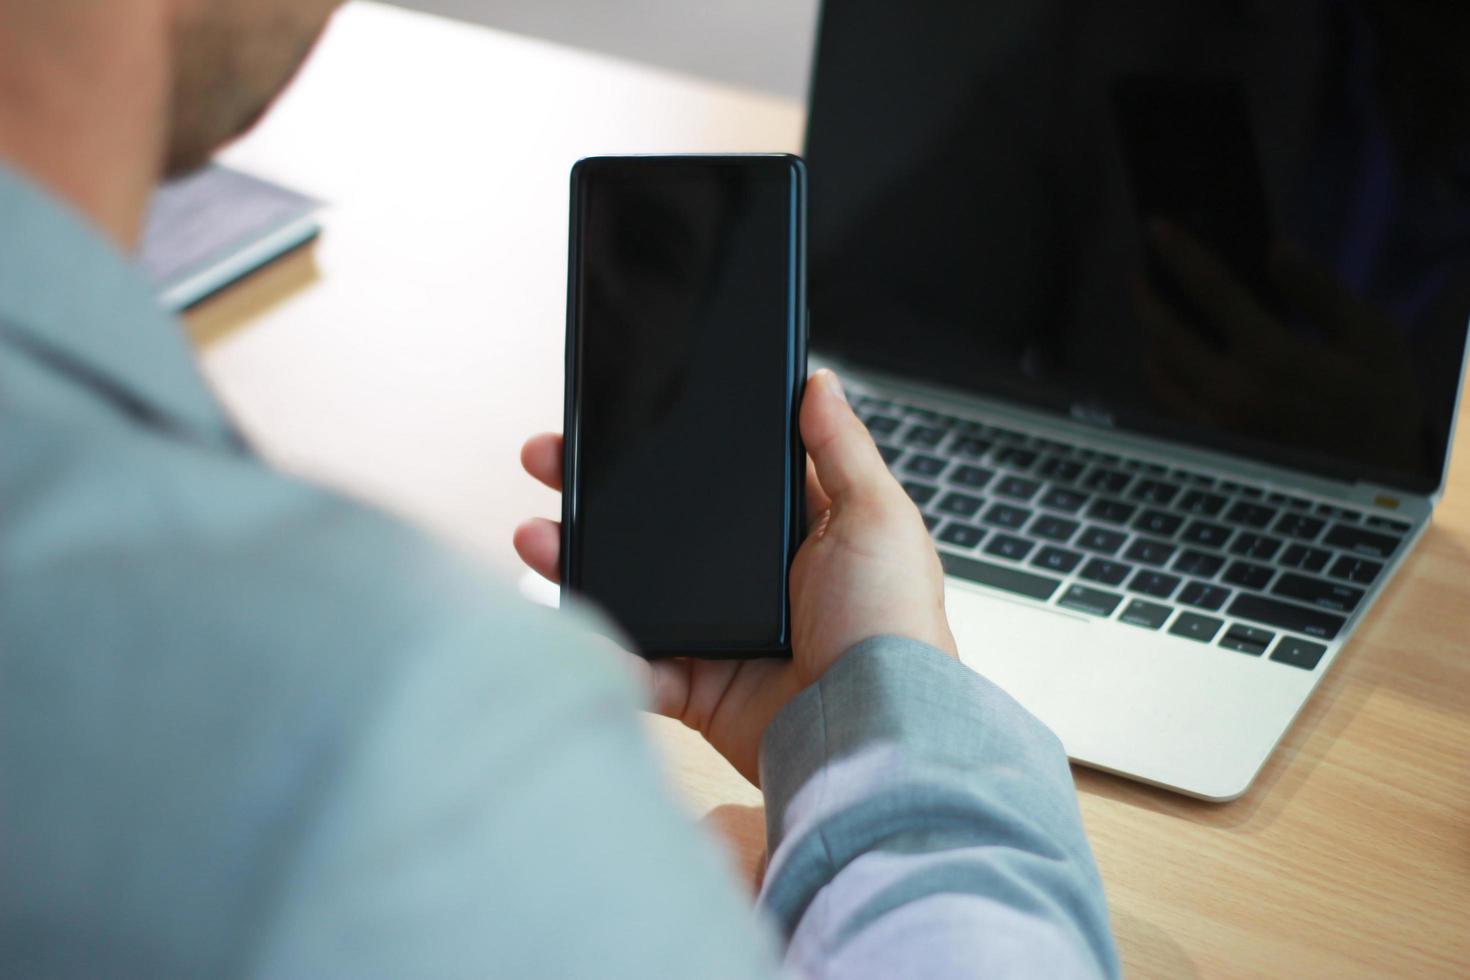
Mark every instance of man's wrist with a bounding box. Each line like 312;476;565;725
758;635;972;843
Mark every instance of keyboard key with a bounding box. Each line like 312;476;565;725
1181;521;1232;549
1058;584;1124;617
985;534;1035;561
1178;581;1230;611
1082;468;1130;494
903;481;939;505
1225;501;1277;528
1271;573;1364;613
1035;437;1075;454
1279;544;1331;572
982;503;1032;529
952;465;995;489
1178;490;1228;516
951;436;994;459
1124;538;1176;566
1173;550;1225;578
1315;503;1360;522
1222;561;1274;591
1129;479;1181;505
937;522;985;549
1322;524;1399;559
995;476;1042;501
1037;457;1085;482
904;454;946;477
1119;599;1173;630
1039;487;1089;513
1283;495;1312;511
1030;515;1081;542
1032;546;1084;574
877;444;903;465
1169;612;1224;643
1274;513;1326;541
1080;558;1132;586
993;446;1039;469
937;491;984;519
922;513;940;531
1134;509;1184;536
865;414;900;436
1227;594;1346;640
1076;526;1128;555
905;425;946;448
1364;515;1411;534
1229;533;1283;561
1329;555;1383;585
1270;636;1329;670
1087;498;1137;524
991;426;1026;442
1128;569;1181;598
939;552;1060;601
1219;624;1274;656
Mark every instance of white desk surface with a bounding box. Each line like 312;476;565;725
191;3;1470;976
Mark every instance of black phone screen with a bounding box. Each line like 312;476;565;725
563;156;806;656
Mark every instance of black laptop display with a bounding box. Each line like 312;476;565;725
806;0;1470;495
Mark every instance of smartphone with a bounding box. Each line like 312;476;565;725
1111;75;1279;345
561;154;808;658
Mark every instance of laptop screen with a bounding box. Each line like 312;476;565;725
805;0;1470;495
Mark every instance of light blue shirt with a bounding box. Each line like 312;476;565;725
0;164;1118;978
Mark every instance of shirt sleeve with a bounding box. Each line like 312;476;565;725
757;636;1120;980
248;583;1114;978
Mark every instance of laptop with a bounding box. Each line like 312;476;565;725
803;1;1470;799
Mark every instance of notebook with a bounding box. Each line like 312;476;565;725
140;164;321;312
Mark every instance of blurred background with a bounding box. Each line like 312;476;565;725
389;0;820;98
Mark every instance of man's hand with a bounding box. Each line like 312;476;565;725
514;368;957;786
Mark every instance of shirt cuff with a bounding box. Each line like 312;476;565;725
758;634;1069;859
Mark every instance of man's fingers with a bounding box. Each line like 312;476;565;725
512;517;561;582
647;658;693;720
805;458;832;530
520;433;564;491
799;369;892;505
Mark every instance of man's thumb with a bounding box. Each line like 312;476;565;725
800;369;890;502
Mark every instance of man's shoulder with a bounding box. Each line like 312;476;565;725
1;378;638;976
2;397;625;740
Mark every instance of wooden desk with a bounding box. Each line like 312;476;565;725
191;3;1470;975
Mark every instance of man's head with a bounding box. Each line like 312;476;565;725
0;0;342;244
166;0;341;175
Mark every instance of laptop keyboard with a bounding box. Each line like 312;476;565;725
858;394;1417;673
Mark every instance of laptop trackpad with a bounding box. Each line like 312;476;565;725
942;581;1315;800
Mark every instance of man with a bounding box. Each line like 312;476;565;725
0;1;1118;976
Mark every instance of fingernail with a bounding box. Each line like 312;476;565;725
822;369;847;404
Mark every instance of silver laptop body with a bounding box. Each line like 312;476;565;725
805;2;1470;798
